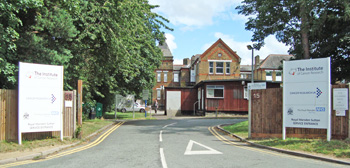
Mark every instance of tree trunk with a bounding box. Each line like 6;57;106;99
300;1;310;59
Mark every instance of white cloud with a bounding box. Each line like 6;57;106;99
173;58;184;65
202;32;290;65
149;0;240;30
229;12;249;22
165;33;177;54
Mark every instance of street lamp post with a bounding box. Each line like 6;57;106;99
246;44;256;139
247;45;254;83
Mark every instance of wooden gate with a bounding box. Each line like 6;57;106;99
251;85;349;139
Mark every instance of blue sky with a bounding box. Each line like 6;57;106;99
149;0;290;65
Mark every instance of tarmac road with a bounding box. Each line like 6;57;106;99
5;119;344;168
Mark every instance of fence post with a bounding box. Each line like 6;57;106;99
73;90;77;138
348;84;350;139
248;89;251;138
77;80;83;139
0;89;4;141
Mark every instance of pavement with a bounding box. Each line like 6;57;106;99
1;113;350;166
0;122;115;165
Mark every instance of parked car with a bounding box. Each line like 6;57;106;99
119;102;146;113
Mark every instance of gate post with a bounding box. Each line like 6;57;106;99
77;80;83;139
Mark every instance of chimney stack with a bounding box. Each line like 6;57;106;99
255;55;260;68
183;58;190;65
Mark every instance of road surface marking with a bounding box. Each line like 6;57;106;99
159;131;163;142
208;127;311;161
2;122;125;168
160;148;168;168
162;122;177;129
184;140;222;155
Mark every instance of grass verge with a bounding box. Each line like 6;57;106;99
81;119;114;139
222;120;248;139
0;119;113;153
0;138;79;153
222;121;350;159
103;111;155;120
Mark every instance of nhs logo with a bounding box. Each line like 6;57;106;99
316;107;326;112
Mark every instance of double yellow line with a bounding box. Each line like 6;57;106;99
1;122;125;168
208;126;303;159
208;126;241;146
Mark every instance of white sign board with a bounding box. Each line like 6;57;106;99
248;82;266;90
283;58;331;140
142;90;149;100
18;62;63;135
333;88;348;116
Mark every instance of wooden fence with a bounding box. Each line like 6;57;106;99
0;89;76;141
251;85;349;140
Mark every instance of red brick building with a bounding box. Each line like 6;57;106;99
152;39;281;116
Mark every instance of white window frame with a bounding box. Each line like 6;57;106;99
226;62;230;74
164;72;168;82
244;86;248;99
209;62;214;74
206;85;224;98
208;60;232;63
216;62;224;74
174;73;179;82
266;70;273;81
157;88;161;100
157;72;161;82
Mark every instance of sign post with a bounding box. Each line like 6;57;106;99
283;58;331;141
142;90;149;118
247;82;266;138
18;62;64;144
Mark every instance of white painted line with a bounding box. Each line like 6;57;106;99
159;131;163;142
162;122;177;129
160;148;168;168
184;140;223;155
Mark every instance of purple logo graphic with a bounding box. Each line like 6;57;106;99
316;88;322;98
51;94;56;103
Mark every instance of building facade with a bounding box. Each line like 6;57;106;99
152;39;283;115
254;54;294;81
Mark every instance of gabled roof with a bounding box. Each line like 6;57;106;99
200;38;240;61
173;64;190;71
240;65;252;72
258;54;294;70
173;65;183;71
193;54;201;60
158;42;173;57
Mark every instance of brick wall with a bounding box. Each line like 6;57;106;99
180;68;190;87
196;43;241;83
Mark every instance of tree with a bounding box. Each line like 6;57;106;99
69;0;172;110
236;0;350;82
0;0;171;111
0;0;43;88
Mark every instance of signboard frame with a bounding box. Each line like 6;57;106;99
333;88;349;116
282;57;331;141
247;82;266;90
18;62;64;144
